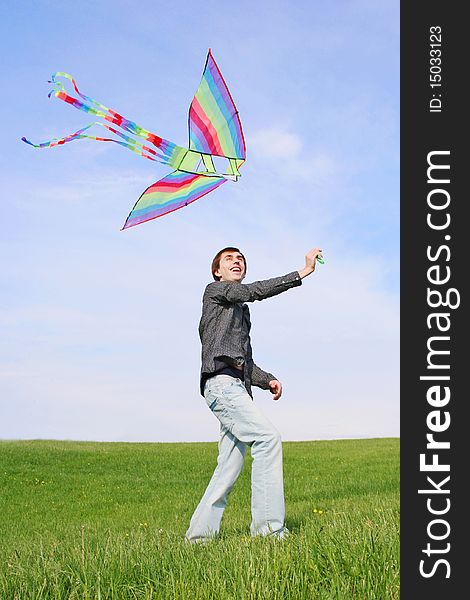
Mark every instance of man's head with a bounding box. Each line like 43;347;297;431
212;247;247;282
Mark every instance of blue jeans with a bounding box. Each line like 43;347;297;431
185;375;287;541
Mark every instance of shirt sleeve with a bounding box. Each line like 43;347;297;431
206;271;302;304
251;362;276;390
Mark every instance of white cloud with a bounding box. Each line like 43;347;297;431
248;128;303;159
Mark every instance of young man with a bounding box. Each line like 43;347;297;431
185;246;323;542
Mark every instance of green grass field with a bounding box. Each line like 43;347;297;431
0;438;399;599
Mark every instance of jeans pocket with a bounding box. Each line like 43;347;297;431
204;382;236;431
204;383;225;412
206;397;218;411
204;379;221;406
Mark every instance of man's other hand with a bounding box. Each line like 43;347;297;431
269;379;283;401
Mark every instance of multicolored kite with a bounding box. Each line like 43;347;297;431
22;50;246;229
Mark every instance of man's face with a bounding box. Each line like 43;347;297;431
215;251;246;283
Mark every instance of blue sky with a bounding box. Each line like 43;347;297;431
1;0;399;442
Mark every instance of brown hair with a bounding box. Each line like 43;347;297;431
211;247;246;281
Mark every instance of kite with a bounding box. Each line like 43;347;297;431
22;50;246;229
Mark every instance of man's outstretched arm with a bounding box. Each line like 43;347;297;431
207;271;301;304
207;248;323;304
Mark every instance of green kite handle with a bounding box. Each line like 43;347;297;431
316;256;325;265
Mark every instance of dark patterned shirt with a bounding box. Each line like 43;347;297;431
199;271;302;396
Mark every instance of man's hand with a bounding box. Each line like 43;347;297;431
298;248;323;279
269;379;283;401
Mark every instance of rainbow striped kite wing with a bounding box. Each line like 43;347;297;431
189;50;246;161
122;170;227;229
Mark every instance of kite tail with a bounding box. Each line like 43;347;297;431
22;122;174;164
22;72;187;167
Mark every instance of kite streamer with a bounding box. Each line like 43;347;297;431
22;50;245;229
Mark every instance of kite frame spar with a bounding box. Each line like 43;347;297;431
22;49;246;230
